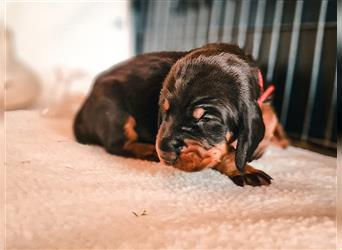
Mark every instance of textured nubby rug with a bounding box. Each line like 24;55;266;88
6;111;336;249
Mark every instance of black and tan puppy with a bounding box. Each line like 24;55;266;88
74;43;288;187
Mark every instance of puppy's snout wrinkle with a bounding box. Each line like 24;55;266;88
159;137;184;153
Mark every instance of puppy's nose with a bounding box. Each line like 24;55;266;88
160;137;183;153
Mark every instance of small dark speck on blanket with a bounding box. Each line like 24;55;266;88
132;210;147;217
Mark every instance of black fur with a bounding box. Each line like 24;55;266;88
74;43;265;173
74;51;186;155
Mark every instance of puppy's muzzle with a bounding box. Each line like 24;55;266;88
157;137;184;165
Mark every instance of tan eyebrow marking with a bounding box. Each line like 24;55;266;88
225;132;233;142
192;107;205;119
162;99;170;112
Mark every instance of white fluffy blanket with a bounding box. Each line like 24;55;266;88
6;110;336;249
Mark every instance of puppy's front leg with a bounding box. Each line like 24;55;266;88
213;146;272;187
123;142;159;161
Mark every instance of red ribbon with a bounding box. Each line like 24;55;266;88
257;70;275;107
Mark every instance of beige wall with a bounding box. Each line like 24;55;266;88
5;2;133;97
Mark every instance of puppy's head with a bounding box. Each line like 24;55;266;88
156;45;265;172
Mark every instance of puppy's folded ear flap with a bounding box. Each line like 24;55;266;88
235;101;265;172
157;108;163;127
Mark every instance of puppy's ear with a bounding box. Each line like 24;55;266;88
157;109;162;127
235;101;265;172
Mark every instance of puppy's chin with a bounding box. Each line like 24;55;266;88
173;151;208;172
161;139;227;172
156;149;177;166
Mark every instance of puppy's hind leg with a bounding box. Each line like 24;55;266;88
102;115;158;161
76;95;158;161
272;123;290;148
121;116;159;161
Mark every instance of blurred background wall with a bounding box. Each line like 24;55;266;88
132;0;337;152
5;1;133;104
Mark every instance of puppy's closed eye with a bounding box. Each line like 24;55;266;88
193;108;218;123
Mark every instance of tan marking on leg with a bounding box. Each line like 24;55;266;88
261;104;278;141
124;142;157;158
272;123;290;148
123;116;138;143
253;104;289;159
123;116;157;160
213;146;272;186
213;146;238;175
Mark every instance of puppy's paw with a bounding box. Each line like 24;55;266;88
229;169;272;187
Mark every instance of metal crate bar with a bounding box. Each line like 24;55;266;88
208;0;224;43
252;0;266;60
302;0;328;140
266;0;284;82
280;0;304;125
324;67;337;145
221;0;236;43
237;0;251;48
